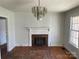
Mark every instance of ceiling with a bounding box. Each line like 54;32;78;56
0;0;79;12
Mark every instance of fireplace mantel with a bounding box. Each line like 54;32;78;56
25;27;49;46
25;27;49;31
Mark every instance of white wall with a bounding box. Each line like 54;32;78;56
64;7;79;58
0;6;15;51
15;12;64;46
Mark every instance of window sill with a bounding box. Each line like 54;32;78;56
69;42;78;48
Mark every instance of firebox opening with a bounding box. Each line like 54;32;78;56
32;34;48;47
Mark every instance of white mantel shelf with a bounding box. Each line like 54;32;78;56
25;27;50;31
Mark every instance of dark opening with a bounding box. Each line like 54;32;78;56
32;34;48;46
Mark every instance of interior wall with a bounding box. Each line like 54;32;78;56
15;12;64;46
0;6;15;51
64;6;79;58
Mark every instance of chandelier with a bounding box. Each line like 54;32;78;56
32;0;47;20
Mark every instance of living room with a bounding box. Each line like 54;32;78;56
0;0;79;59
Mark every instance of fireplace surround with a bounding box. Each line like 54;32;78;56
26;27;49;46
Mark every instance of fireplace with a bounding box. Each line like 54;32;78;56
32;34;48;46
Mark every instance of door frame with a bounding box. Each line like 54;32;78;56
0;16;8;47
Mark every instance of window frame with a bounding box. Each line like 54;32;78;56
69;16;79;48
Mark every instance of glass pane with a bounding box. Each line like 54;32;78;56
72;16;79;24
72;24;79;30
75;38;78;47
70;16;79;30
70;31;78;47
70;31;78;40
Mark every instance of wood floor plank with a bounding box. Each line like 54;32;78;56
8;47;76;59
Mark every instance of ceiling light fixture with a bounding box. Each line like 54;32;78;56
32;0;47;20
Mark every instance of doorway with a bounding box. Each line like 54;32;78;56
0;17;8;59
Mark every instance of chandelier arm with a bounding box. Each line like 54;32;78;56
37;7;39;20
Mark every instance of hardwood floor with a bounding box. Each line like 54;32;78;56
8;47;76;59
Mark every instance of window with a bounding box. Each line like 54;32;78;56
69;16;79;48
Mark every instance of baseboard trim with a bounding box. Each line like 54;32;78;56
8;47;15;56
48;46;64;48
15;46;64;48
